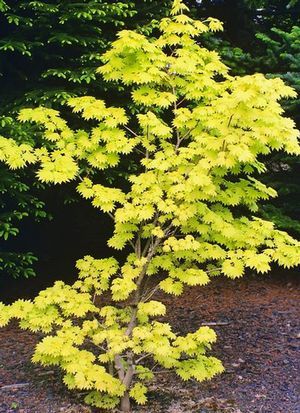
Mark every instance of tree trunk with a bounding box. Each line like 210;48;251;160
120;391;131;412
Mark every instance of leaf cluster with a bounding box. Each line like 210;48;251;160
0;1;300;410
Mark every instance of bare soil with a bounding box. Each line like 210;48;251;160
0;270;299;413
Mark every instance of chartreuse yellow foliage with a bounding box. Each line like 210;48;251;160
0;0;300;411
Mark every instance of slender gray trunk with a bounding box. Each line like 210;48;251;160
117;237;163;412
120;391;131;412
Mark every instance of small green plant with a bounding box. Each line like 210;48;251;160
10;401;18;410
0;1;299;411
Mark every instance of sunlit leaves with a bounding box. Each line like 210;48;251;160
0;1;300;411
0;136;37;169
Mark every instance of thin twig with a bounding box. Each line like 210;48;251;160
142;284;160;302
227;114;234;127
135;232;142;258
142;238;152;257
153;370;170;374
135;353;152;364
0;383;29;390
172;86;181;149
180;122;199;142
177;97;186;106
201;321;230;326
128;240;135;251
135;147;146;156
124;125;139;137
107;212;115;220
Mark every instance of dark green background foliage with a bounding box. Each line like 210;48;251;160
247;1;300;234
0;0;299;282
0;0;174;109
0;0;171;279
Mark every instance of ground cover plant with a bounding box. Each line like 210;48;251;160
0;0;300;411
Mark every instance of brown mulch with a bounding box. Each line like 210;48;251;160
0;270;299;413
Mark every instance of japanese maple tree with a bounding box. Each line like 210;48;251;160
0;1;299;411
